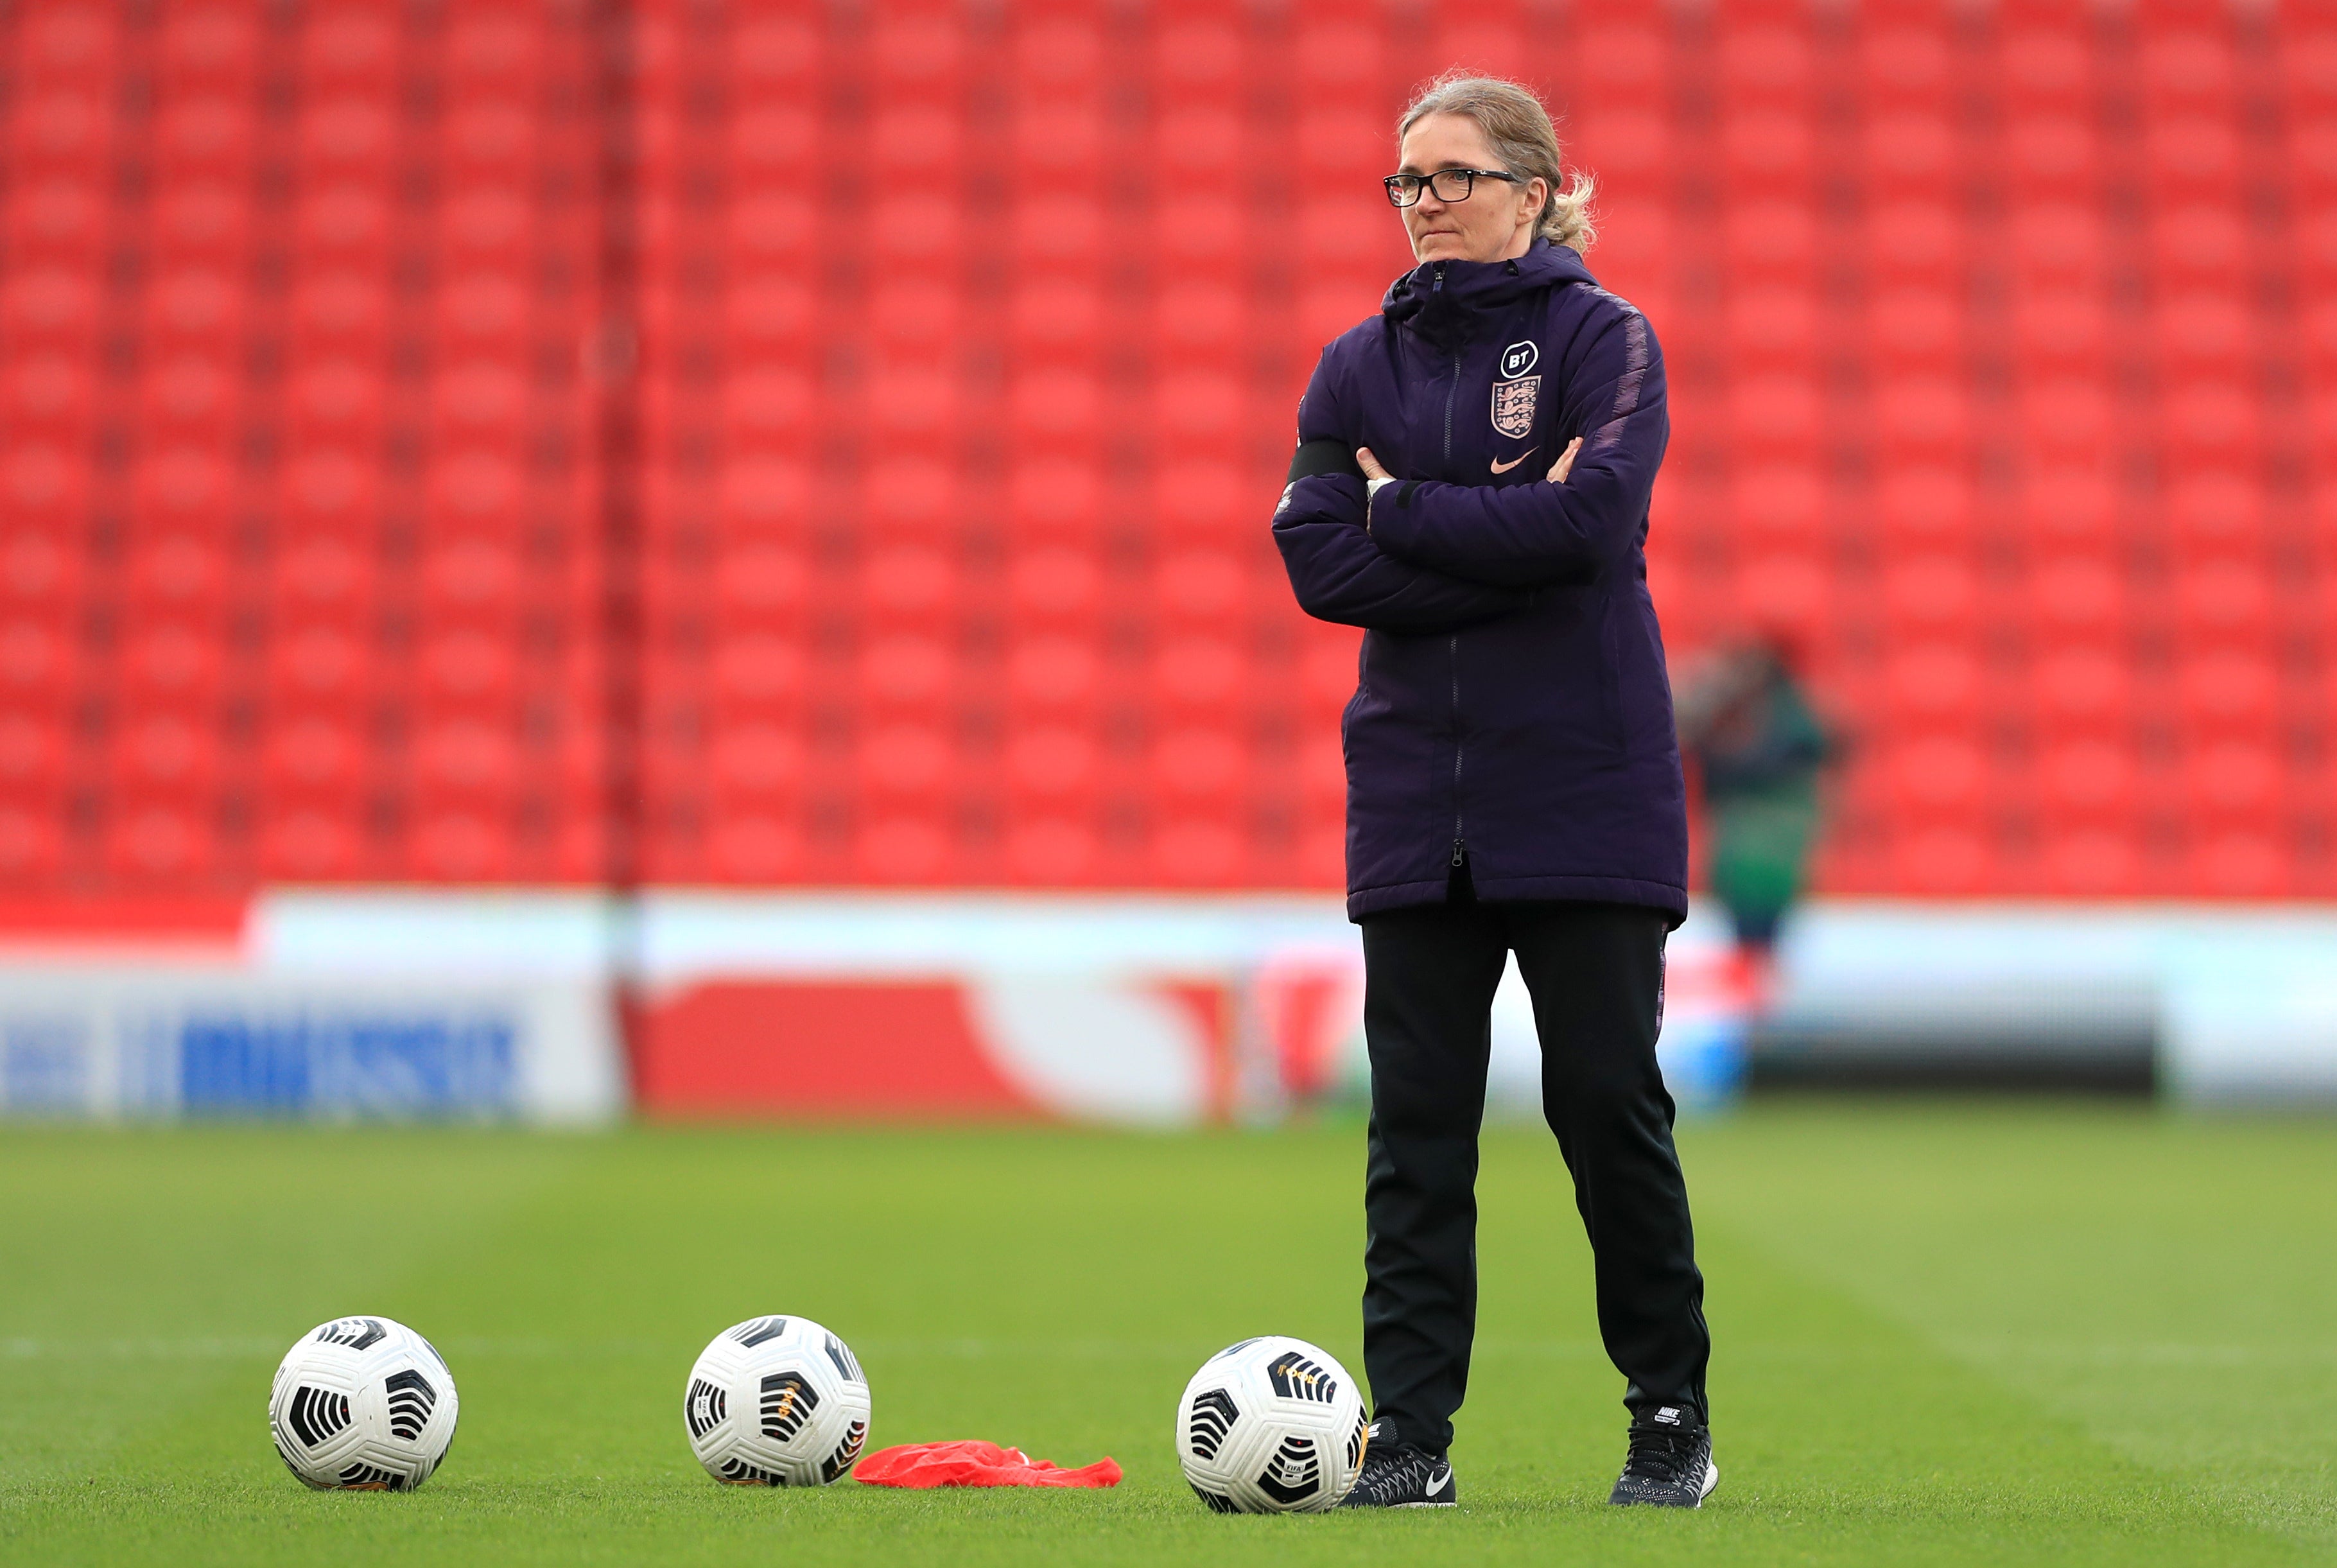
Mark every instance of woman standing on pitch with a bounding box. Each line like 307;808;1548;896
1273;74;1713;1508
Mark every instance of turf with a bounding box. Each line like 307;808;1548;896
1;1103;2333;1567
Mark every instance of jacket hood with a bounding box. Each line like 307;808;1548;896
1381;239;1598;346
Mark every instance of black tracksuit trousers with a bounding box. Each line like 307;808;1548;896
1358;896;1710;1456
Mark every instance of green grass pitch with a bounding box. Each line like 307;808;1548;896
3;1102;2334;1566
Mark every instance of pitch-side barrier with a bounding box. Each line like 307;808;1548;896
0;894;2331;1121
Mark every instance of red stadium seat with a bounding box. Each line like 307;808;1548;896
711;541;809;625
2025;552;2128;640
1868;285;1963;367
264;623;373;712
853;814;958;885
2144;113;2242;186
261;715;369;801
3;175;107;263
153;93;257;171
293;183;395;261
1006;546;1104;625
1862;107;1958;190
143;266;245;346
708;631;808;711
704;810;804;884
0;442;89;532
2000;23;2094;107
1151;725;1249;809
857;634;954;712
706;721;806;807
1718;107;1817;185
1004;722;1101;805
2;353;96;435
257;806;365;880
1728;461;1827;548
433;268;529;350
2169;556;2274;645
0;711;69;800
102;803;219;882
1854;20;1954;105
440;183;534;263
133;444;238;532
2009;286;2109;370
297;94;399;173
2173;647;2280;734
2163;470;2266;553
0;532;82;616
1872;374;1972;457
2030;643;2136;733
1003;812;1102;885
2184;828;2288;898
1;267;101;346
107;710;225;800
1886;821;1997;895
417;628;521;710
0;804;65;883
431;356;532;445
1151;195;1246;270
443;96;537;177
2180;738;2284;826
281;357;387;444
855;722;955;806
1154;548;1253;626
1149;814;1246;887
1147;634;1248;715
410;809;517;883
862;458;959;532
1716;20;1816;103
2002;110;2101;194
421;537;526;619
289;270;393;352
2038;824;2147;896
1004;631;1104;715
17;5;120;80
123;536;229;616
858;541;958;625
8;89;112;171
1881;553;1981;632
139;354;241;437
2038;738;2141;823
412;716;524;800
1014;101;1108;178
1882;640;1986;726
117;622;227;706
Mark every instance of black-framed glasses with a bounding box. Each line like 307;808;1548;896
1382;168;1524;207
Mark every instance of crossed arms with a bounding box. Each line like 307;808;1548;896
1271;309;1667;634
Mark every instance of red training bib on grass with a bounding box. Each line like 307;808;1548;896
853;1440;1121;1489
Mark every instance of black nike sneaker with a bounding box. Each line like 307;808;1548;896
1337;1420;1457;1508
1608;1411;1717;1507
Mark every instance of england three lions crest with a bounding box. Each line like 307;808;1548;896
1491;340;1540;439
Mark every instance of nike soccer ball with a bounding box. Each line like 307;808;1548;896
684;1315;871;1486
268;1316;458;1491
1174;1336;1368;1513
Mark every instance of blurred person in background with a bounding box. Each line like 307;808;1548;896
1675;636;1837;1006
1271;74;1714;1510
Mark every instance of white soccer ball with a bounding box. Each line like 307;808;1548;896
684;1315;871;1486
1175;1336;1368;1513
268;1316;458;1491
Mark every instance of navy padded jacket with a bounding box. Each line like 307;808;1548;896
1273;239;1688;926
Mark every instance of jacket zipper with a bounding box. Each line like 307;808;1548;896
1443;315;1466;875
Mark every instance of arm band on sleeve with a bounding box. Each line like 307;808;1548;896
1287;438;1366;483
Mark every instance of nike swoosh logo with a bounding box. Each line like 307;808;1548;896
1489;447;1537;475
1425;1468;1452;1497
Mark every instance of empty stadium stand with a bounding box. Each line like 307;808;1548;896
0;0;2330;899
